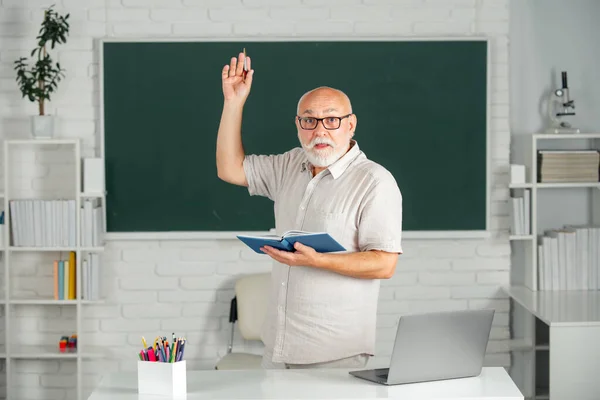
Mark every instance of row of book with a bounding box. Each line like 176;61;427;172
510;190;531;235
537;225;600;291
81;199;103;247
9;199;103;247
53;251;100;300
54;252;76;300
537;150;600;183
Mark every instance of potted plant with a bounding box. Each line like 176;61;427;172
14;4;69;139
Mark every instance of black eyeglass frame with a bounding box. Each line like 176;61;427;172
296;113;352;130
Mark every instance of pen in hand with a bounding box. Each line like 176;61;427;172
221;50;253;101
243;48;248;80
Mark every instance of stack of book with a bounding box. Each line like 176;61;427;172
537;225;600;291
10;199;76;247
53;252;76;300
81;199;103;247
510;189;530;235
537;150;600;183
7;198;104;247
81;252;100;301
52;251;100;300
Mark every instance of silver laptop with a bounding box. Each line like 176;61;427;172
350;308;494;385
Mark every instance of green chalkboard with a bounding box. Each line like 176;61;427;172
102;39;488;233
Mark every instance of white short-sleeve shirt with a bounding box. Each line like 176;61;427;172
243;140;403;364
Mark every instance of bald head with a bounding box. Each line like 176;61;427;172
296;86;352;116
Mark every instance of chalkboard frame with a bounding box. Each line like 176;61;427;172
98;36;491;240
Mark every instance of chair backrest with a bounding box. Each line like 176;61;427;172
234;273;270;341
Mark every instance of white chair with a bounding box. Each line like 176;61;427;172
215;272;270;370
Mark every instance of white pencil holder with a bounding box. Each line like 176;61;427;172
137;360;187;397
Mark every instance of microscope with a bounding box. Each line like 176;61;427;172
546;71;579;133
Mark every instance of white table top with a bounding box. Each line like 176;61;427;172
88;367;523;400
504;285;600;326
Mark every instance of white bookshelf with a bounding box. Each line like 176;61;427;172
507;133;600;400
1;139;105;400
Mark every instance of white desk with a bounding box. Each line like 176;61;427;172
505;286;600;399
88;367;523;400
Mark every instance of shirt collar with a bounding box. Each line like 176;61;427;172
303;139;362;180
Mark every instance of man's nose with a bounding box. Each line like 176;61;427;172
314;121;328;135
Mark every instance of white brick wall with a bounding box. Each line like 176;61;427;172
0;0;511;399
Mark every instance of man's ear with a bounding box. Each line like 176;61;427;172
350;114;357;135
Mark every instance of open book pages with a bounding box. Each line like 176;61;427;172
240;231;322;240
282;230;322;237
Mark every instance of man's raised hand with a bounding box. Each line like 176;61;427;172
222;52;253;102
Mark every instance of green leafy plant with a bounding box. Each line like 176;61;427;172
14;4;70;116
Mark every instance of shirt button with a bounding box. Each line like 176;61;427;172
300;206;305;210
281;282;285;286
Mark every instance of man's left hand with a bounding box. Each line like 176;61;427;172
261;242;321;267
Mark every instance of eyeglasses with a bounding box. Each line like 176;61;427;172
297;114;352;130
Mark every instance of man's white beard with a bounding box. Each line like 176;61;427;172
301;137;344;167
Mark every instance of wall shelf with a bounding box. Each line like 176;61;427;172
508;132;600;400
1;138;105;400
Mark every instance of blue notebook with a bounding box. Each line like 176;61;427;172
237;230;346;254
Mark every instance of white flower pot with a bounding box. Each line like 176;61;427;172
31;115;55;139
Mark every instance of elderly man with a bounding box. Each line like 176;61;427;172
216;52;403;369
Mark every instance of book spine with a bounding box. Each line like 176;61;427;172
281;238;294;251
